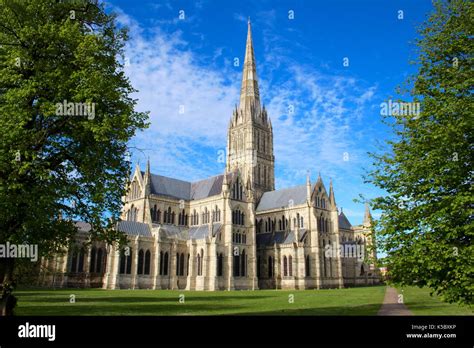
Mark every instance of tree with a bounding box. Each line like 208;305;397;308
367;0;473;304
0;0;148;314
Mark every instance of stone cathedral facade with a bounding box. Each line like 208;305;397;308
40;21;379;290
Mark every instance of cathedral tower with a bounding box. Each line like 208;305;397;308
226;19;275;202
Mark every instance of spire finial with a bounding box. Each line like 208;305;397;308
363;202;372;225
329;178;336;208
239;17;260;113
248;16;251;25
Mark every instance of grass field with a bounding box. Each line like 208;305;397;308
397;286;473;316
12;285;472;316
15;286;386;316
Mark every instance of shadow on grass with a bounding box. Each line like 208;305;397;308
15;302;384;316
15;302;252;316
16;295;277;304
234;303;383;316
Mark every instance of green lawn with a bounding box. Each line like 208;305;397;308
397;286;473;316
13;285;472;316
14;286;386;316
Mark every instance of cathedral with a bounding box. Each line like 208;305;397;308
40;21;379;290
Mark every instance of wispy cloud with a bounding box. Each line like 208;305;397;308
234;13;247;23
113;6;380;222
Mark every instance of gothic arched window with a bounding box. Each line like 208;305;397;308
233;251;240;277
138;249;144;275
179;253;185;276
240;249;246;277
176;253;180;276
197;254;202;276
268;256;274;278
77;248;85;273
126;248;132;274
187;254;190;276
96;248;104;273
70;250;78;273
119;249;125;274
89;247;97;273
217;253;223;276
289;255;293;276
144;250;151;275
163;252;169;275
159;251;163;275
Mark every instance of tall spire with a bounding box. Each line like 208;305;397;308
239;18;260;114
144;158;151;196
306;170;312;202
363;202;372;226
329;178;336;209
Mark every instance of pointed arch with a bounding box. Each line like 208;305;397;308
241;249;246;277
268;256;274;278
89;246;97;273
144;250;151;275
163;252;169;275
176;252;180;276
138;249;144;275
78;247;85;272
179;253;185;276
159;251;164;275
289;255;293;276
96;248;104;273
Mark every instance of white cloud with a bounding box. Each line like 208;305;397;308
233;13;247;23
114;7;378;208
114;10;240;179
262;64;377;189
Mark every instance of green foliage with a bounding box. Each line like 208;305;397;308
367;0;473;304
0;0;148;256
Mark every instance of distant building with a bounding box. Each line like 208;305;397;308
40;20;379;290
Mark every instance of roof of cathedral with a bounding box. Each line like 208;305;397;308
148;173;191;200
117;221;152;237
256;230;307;246
191;175;225;200
256;185;311;212
158;223;222;241
146;172;231;201
338;211;352;230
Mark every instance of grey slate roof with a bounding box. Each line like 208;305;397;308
257;185;312;212
117;221;152;237
338;211;352;230
191;175;224;200
188;225;211;240
256;231;299;247
146;172;229;201
158;223;222;241
157;224;187;238
149;173;191;200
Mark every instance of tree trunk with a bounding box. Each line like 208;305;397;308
0;257;17;316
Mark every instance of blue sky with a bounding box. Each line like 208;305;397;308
107;0;434;225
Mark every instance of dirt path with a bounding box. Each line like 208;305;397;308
378;286;413;316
